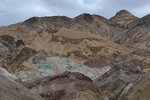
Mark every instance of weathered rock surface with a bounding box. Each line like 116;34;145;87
0;13;126;41
23;71;108;100
117;14;150;50
118;73;150;100
68;55;112;80
94;62;144;99
0;11;150;100
110;10;139;29
0;34;77;81
0;67;44;100
0;35;24;62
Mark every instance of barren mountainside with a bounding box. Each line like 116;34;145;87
0;10;150;100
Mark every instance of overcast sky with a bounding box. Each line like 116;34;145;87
0;0;150;26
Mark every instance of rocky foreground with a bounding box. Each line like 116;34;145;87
0;10;150;100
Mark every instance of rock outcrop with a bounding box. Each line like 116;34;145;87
23;71;108;100
94;62;144;99
117;14;150;51
119;73;150;100
0;67;44;100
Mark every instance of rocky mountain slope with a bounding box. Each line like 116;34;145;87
118;14;150;50
23;71;108;100
110;10;139;28
0;13;126;41
0;67;44;100
0;10;150;100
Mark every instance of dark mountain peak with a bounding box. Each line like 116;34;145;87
115;10;131;16
112;9;139;19
74;13;94;23
111;9;138;19
24;17;40;24
42;16;72;21
75;13;92;17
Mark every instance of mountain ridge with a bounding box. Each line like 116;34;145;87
0;10;150;100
